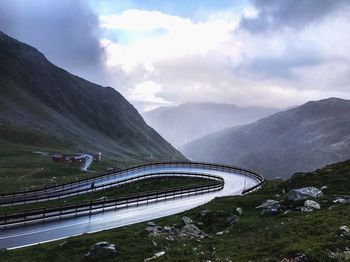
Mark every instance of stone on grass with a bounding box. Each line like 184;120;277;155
200;210;211;216
147;221;157;227
286;187;323;201
226;215;239;225
333;197;350;204
339;225;350;240
304;200;320;210
256;199;279;209
257;200;284;217
85;242;117;260
144;251;165;261
182;216;193;225
181;224;203;237
281;253;309;262
236;207;243;216
299;207;314;212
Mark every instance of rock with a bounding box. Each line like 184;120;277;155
182;216;193;225
161;226;180;236
181;224;203;237
281;253;309;262
147;221;157;227
333;197;350;204
304;200;320;210
329;250;350;260
144;251;166;261
85;242;117;260
320;186;328;190
226;215;239;225
298;207;314;212
200;210;211;216
59;241;67;247
145;225;162;236
257;200;284;217
236;207;243;216
286;187;323;201
339;225;350;240
256;199;279;209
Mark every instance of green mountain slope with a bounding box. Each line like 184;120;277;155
0;31;185;162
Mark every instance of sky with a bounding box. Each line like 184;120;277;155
1;0;350;112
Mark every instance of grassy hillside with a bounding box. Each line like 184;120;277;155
0;31;185;163
2;159;349;261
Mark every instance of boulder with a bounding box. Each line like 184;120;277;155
304;200;320;210
145;225;162;236
333;197;350;204
286;187;323;201
298;207;314;212
256;199;279;209
236;207;243;216
257;200;284;217
329;250;350;260
200;210;211;216
147;221;157;227
181;224;203;237
339;225;350;240
144;251;166;261
226;215;239;225
182;216;193;225
281;253;309;262
85;242;117;260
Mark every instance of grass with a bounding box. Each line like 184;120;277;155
1;159;350;261
0;177;210;216
0;149;136;193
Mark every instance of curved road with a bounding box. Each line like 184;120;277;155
0;162;263;249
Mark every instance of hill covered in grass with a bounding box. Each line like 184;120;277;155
2;159;349;261
0;31;185;163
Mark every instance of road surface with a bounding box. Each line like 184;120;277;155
0;163;262;249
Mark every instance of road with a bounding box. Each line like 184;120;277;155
0;163;262;249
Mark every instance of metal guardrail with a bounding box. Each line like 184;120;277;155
0;162;264;201
0;173;224;228
0;172;223;206
0;162;264;228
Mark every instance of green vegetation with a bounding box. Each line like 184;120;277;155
0;177;210;216
0;148;136;193
1;160;349;261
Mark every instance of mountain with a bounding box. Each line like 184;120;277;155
0;31;185;162
183;98;350;179
143;103;277;147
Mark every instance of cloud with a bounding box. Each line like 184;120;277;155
240;0;350;32
100;9;238;72
100;6;350;112
0;0;106;84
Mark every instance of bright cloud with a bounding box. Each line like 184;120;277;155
100;9;238;73
97;3;350;112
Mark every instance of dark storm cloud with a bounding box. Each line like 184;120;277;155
0;0;106;84
240;0;350;32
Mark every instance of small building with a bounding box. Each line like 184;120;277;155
52;154;65;162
